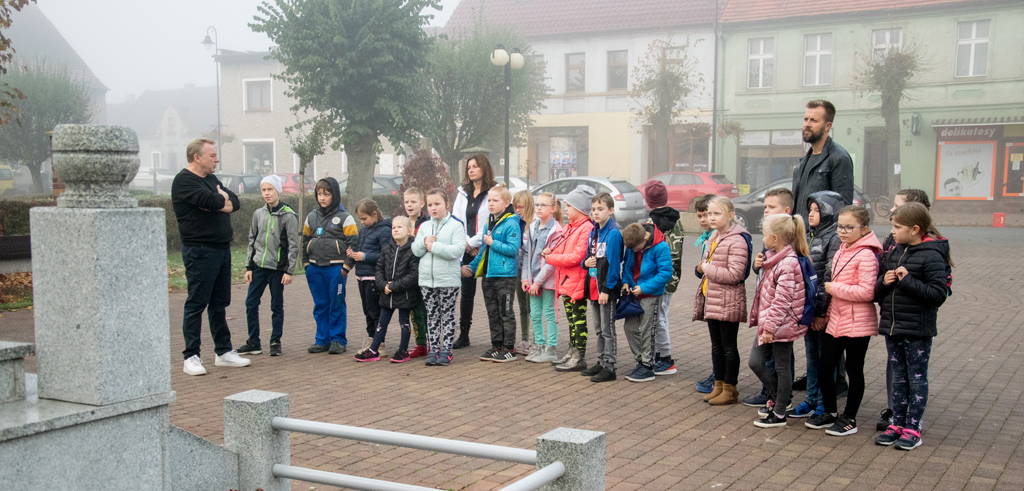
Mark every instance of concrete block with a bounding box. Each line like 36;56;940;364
169;425;239;491
0;342;32;403
537;427;606;491
224;390;290;491
31;207;170;406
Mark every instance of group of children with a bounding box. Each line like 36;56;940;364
236;173;950;451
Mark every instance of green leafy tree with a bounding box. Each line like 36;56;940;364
0;63;94;192
287;114;330;232
417;20;548;182
251;0;437;205
0;0;33;126
629;37;705;172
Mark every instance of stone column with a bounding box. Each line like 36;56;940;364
224;390;290;491
31;124;170;406
0;341;33;403
536;428;605;491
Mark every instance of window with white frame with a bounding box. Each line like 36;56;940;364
803;34;832;86
872;28;903;61
956;20;989;77
245;80;272;111
747;38;774;89
607;50;628;90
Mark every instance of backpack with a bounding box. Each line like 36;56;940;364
767;254;817;328
740;232;754;281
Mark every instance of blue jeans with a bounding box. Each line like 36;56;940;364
245;268;285;346
306;264;347;346
181;245;234;359
371;308;411;352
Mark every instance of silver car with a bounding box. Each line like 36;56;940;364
531;176;647;224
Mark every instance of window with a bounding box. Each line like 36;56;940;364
607;50;628;90
803;34;832;86
747;38;773;89
151;151;161;169
956;20;989;77
245;80;271;111
566;53;585;93
243;141;275;174
872;28;902;61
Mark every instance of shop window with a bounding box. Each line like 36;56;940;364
738;144;805;192
647;124;710;176
747;38;773;89
527;126;589;181
872;28;902;61
566;53;585;93
244;141;275;175
607;50;628;91
245;80;272;111
956;20;989;77
803;34;831;86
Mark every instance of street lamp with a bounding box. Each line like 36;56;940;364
201;27;223;163
490;44;524;187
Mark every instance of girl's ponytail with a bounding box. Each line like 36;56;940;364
791;215;810;257
762;213;809;257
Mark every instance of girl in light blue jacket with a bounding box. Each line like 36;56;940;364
412;189;467;366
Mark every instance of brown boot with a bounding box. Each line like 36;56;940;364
709;383;739;405
703;381;724;403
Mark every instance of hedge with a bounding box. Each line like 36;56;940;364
0;192;404;252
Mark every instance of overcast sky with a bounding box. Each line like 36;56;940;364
35;0;461;104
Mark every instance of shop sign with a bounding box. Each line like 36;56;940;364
772;130;803;146
740;131;769;146
936;126;1002;141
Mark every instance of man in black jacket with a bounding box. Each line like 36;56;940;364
172;137;251;376
792;100;854;224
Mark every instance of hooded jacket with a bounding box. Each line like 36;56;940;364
792;137;854;223
623;223;672;298
375;238;421;310
646;207;685;293
468;204;522;278
876;238;950;338
749;245;807;343
807;190;844;317
693;223;750;323
247;201;300;273
452;185;490;250
521;217;563;290
545;216;595;301
412;212;467;288
302;177;358;269
826;232;882;338
354;216;393;277
585;218;623;301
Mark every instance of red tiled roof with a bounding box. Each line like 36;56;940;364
720;0;994;24
444;0;725;39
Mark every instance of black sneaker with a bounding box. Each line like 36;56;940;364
590;367;616;383
876;408;894;432
480;348;501;361
754;412;787;428
269;342;282;356
493;348;517;363
875;425;902;446
308;344;329;354
825;414;858;436
237;342;262;355
895;428;923;450
758;399;776;416
805;412;838;430
792;375;807;391
581;364;603;377
328;340;346;354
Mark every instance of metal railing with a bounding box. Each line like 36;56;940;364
270;417;565;491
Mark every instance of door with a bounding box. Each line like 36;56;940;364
864;127;888;199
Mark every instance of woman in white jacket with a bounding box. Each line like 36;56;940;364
450;154;496;349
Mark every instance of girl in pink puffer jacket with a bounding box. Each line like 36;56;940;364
748;213;810;428
806;206;881;437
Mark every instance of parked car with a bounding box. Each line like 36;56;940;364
216;173;263;195
376;175;403;195
0;165;14;197
270;173;316;194
531;176;647;224
495;176;542;196
337;177;395;196
638;172;740;211
131;167;176;194
731;179;872;231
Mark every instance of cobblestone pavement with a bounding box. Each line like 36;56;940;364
2;226;1022;490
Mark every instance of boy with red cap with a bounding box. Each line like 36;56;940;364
642;180;685;375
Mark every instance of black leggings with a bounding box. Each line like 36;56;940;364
460;252;477;331
820;333;870;418
358;279;380;338
707;320;740;385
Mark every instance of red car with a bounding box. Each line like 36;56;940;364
270;173;316;194
639;172;740;211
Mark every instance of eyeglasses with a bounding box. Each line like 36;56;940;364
836;225;866;233
535;204;554;208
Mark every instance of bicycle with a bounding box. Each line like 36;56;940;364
872;195;893;219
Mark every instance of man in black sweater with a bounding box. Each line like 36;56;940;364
172;137;251;376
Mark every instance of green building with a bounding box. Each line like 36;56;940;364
714;0;1024;212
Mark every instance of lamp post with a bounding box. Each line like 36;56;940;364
201;27;223;162
490;44;524;186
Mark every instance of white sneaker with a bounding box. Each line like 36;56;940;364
214;350;252;368
183;355;207;376
532;346;558;363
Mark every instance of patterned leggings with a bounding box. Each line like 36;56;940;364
561;296;588;354
886;335;933;431
422;287;460;353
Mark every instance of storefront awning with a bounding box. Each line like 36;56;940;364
931;116;1024;127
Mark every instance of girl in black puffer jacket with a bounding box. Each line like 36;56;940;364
349;199;393;354
874;203;951;451
355;217;420;363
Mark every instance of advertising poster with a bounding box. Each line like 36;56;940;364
549;136;577;180
935;141;997;200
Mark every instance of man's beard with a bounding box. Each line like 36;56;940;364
803;127;825;144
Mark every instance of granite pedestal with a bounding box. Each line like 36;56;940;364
536;428;606;491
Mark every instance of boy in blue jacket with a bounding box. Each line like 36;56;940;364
620;222;672;383
580;192;623;383
464;186;522;363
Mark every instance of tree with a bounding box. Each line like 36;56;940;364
0;0;33;126
287;114;330;235
251;0;437;205
629;37;705;172
401;147;451;197
858;40;925;198
0;63;94;193
416;20;548;182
